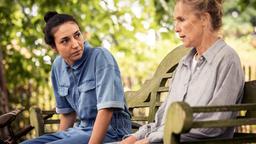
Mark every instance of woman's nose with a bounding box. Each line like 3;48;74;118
174;26;180;33
174;22;180;33
71;38;79;49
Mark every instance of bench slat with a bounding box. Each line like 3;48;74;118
181;133;256;144
192;103;256;113
131;117;148;121
157;87;169;92
192;118;256;129
44;120;60;124
42;110;56;115
162;73;173;78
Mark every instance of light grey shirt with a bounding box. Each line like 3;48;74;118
133;39;245;142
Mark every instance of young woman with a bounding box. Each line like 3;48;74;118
22;11;131;144
121;0;244;143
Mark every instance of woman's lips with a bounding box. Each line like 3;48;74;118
72;50;81;57
180;35;186;41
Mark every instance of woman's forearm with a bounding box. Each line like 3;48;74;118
89;108;113;144
59;112;76;131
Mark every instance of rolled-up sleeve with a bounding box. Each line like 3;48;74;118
133;94;170;142
132;123;156;140
95;48;125;110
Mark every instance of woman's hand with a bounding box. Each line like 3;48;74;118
134;138;149;144
120;135;137;144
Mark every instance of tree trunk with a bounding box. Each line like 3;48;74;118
0;48;9;114
0;48;10;139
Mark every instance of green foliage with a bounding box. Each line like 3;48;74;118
0;1;255;139
0;0;176;112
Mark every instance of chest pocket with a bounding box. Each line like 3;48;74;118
58;86;69;97
77;80;97;118
78;80;96;92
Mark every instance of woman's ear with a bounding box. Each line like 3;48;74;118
52;47;58;53
201;12;211;29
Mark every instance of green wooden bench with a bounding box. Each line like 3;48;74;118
29;45;189;137
29;45;256;144
164;80;256;144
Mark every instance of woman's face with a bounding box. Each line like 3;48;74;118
173;2;205;48
53;21;84;65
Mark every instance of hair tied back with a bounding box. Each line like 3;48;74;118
44;11;58;23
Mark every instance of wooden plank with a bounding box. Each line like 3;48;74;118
131;117;148;121
44;119;60;124
29;107;44;137
192;118;256;128
157;87;169;92
162;73;173;78
192;103;256;113
42;110;56;115
181;133;256;144
128;103;151;108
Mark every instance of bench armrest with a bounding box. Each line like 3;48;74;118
164;102;256;144
0;109;23;128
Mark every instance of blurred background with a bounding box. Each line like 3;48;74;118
0;0;256;141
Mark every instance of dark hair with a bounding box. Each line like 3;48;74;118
43;11;80;48
176;0;223;31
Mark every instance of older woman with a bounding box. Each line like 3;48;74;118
121;0;244;143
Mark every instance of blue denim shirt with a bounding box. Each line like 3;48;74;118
51;42;131;137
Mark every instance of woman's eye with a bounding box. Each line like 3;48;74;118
174;17;185;25
178;17;185;22
75;32;81;38
61;39;68;44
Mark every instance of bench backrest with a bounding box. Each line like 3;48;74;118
125;45;189;123
242;80;256;118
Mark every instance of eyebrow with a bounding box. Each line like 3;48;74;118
174;16;184;20
60;36;69;42
74;30;80;35
60;30;80;41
